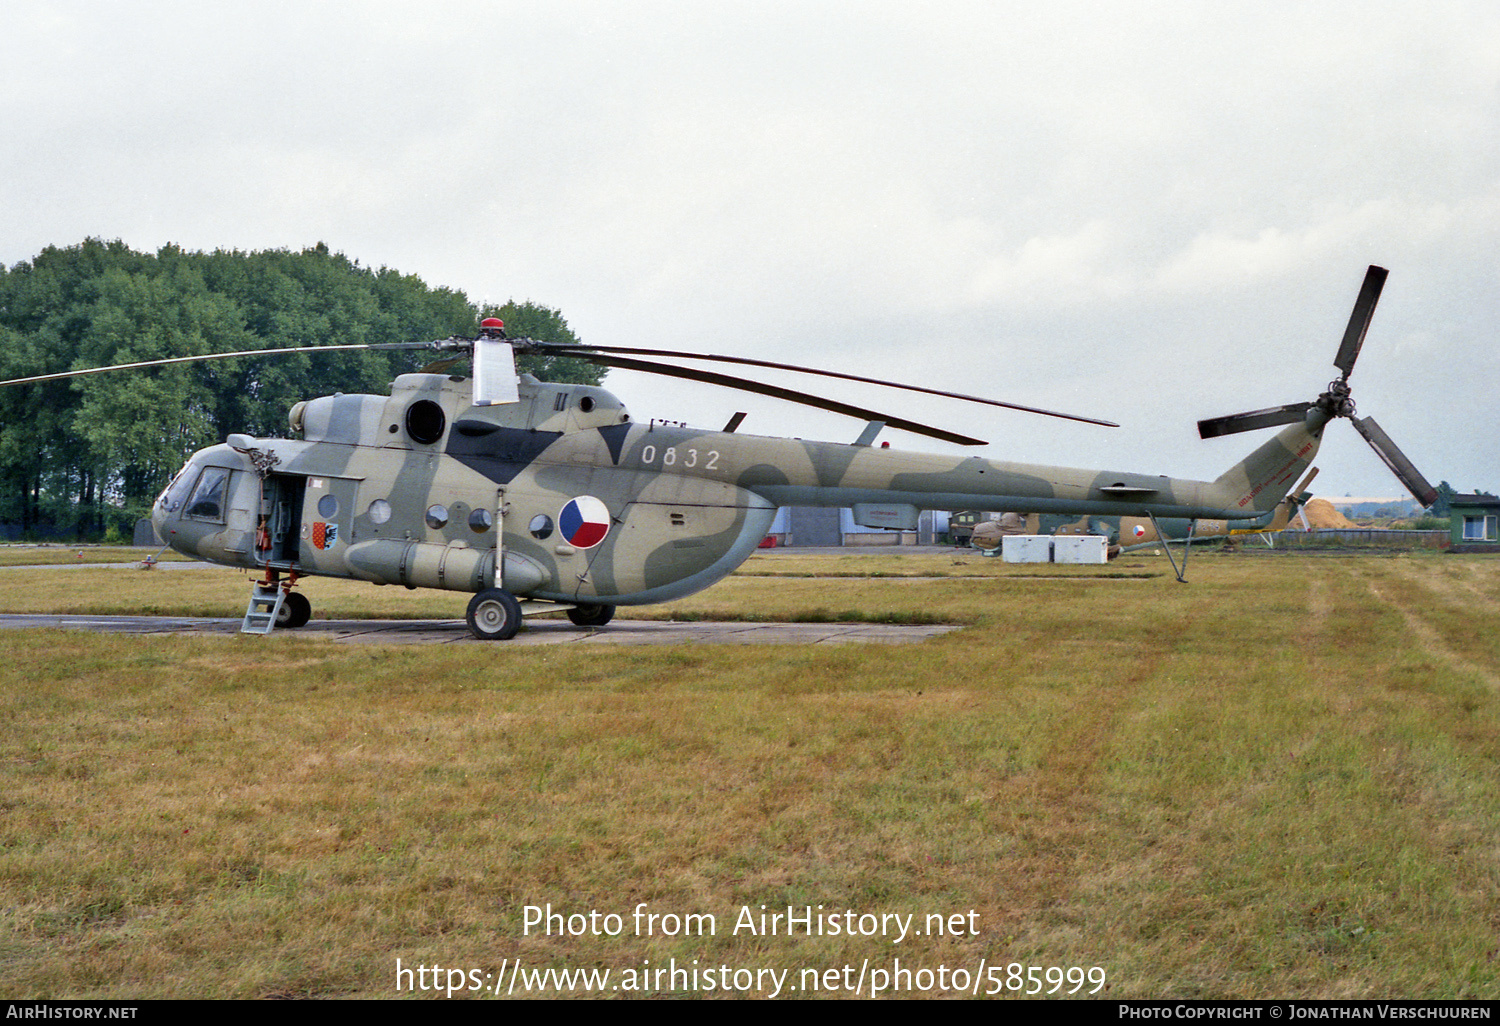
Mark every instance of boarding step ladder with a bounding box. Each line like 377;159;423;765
241;583;286;635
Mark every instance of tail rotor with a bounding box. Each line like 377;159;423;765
1196;266;1437;507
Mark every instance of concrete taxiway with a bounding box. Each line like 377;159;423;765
0;613;959;646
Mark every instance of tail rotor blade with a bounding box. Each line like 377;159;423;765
1198;402;1314;439
1333;265;1388;379
1350;415;1438;506
1284;465;1320;504
1291;465;1319;501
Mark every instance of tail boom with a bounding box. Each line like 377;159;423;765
699;413;1327;523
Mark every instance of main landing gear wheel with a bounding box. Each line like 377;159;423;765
276;591;311;629
466;588;523;641
566;603;616;628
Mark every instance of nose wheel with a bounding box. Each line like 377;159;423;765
466;588;523;640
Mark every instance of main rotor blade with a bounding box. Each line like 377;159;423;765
527;342;1118;428
1198;402;1315;439
1333;265;1388;379
574;351;987;446
1350;415;1438;506
0;342;436;388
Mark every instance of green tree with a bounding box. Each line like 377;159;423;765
0;323;59;533
197;245;475;438
1430;481;1456;517
0;240;588;539
70;266;238;528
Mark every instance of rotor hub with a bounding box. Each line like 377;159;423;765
1320;379;1356;419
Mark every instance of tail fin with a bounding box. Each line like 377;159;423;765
1229;467;1318;535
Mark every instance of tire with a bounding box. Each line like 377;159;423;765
276;591;312;629
466;588;522;641
565;603;616;628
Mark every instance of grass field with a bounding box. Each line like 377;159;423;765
0;545;194;567
1;549;1497;999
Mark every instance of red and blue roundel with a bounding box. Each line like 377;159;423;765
559;495;611;549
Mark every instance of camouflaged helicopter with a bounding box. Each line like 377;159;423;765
1;266;1433;639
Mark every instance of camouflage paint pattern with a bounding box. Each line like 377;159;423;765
153;372;1327;609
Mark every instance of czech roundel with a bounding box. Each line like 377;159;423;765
1132;524;1148;539
559;496;611;549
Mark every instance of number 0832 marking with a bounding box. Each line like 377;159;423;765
639;445;719;470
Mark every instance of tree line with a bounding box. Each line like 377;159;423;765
0;239;600;540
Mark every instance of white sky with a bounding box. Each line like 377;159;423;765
3;1;1496;500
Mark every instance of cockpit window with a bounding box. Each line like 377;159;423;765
183;467;232;522
157;463;195;513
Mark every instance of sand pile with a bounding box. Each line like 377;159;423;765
1289;498;1359;530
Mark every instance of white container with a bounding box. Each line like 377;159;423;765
1001;535;1053;563
1052;535;1109;564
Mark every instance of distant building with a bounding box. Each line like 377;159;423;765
784;506;842;547
1450;493;1500;553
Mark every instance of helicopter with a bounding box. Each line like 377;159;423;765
0;265;1434;640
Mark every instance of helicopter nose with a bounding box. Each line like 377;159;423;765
150;463;193;550
149;497;173;547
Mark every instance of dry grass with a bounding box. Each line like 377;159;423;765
0;545;193;567
1;550;1497;999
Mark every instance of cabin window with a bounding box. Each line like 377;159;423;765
317;493;339;518
529;514;553;540
183;467;232;523
468;509;493;533
368;499;392;524
425;504;449;529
